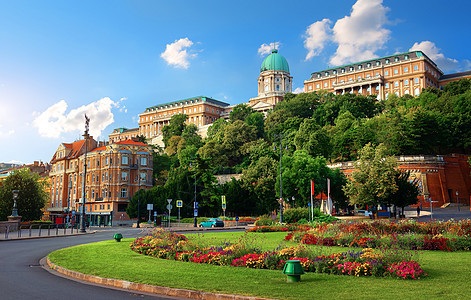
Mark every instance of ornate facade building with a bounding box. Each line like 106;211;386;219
48;138;153;225
109;127;139;143
304;51;471;99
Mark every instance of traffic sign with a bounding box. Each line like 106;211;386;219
154;211;157;216
166;204;173;210
176;200;183;208
167;199;172;204
147;203;153;210
235;216;239;222
194;209;198;217
195;202;199;209
222;203;226;210
222;195;226;203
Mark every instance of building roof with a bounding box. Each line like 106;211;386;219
111;127;139;134
115;139;148;146
261;49;290;73
440;70;471;80
144;96;230;113
50;140;86;163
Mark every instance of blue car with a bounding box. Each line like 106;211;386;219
199;218;224;228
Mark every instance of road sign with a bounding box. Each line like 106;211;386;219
195;202;199;209
194;209;198;217
222;203;226;210
147;204;153;210
154;211;157;216
176;200;183;208
222;195;226;203
166;204;173;210
235;216;239;222
167;199;172;204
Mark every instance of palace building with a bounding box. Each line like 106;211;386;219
48;138;153;225
304;51;471;99
109;127;139;143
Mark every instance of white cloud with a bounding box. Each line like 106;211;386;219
302;0;390;66
160;38;197;69
330;0;390;66
409;41;464;72
293;87;304;94
32;97;121;139
258;42;280;56
304;19;331;61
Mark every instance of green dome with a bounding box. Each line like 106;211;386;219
261;49;289;73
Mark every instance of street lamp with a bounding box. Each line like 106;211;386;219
292;196;295;208
190;162;197;227
81;114;90;233
12;190;19;217
456;190;460;212
137;156;141;228
273;133;288;223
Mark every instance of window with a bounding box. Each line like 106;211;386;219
394;69;398;75
92;189;95;199
414;65;419;71
367;63;371;68
376;61;381;66
104;188;107;198
120;188;127;198
317;73;321;78
140;173;146;182
405;90;410;95
316;84;320;89
341;68;345;73
121;171;128;181
385;59;390;64
357;76;361;80
349;67;354;71
358;65;362;70
92;174;95;182
385;83;390;89
95;204;97;210
375;72;379;76
121;156;128;165
394;81;399;87
276;78;280;82
394;57;399;62
276;85;280;91
414;88;420;96
404;55;409;59
376;85;380;90
385;71;389;76
107;204;110;210
405;79;409;86
366;74;371;78
404;67;408;72
333;70;337;74
385;93;389;99
308;85;312;90
415;78;419;84
324;82;328;88
325;72;329;76
141;157;147;166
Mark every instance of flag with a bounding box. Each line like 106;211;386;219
311;180;314;195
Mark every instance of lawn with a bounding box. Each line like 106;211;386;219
48;231;471;299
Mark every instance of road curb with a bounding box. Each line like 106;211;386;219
44;257;272;300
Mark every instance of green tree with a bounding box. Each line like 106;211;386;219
0;169;48;221
294;119;331;159
343;143;398;207
162;114;189;146
229;104;255;123
388;171;420;211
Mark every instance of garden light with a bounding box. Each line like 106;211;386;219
283;260;305;282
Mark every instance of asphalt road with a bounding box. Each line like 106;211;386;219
0;228;186;300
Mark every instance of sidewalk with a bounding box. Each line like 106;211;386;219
0;226;95;241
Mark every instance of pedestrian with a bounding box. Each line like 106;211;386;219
416;206;421;218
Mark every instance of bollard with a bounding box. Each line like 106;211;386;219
113;233;123;242
282;260;305;283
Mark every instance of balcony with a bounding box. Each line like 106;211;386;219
129;164;138;169
333;75;383;90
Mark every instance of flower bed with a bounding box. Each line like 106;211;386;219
129;229;428;280
247;224;311;233
284;220;471;251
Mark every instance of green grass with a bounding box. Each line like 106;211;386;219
48;232;471;299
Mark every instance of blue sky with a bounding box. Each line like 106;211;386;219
1;0;470;164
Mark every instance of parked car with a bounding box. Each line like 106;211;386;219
199;218;224;228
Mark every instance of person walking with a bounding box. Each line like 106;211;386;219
416;206;421;218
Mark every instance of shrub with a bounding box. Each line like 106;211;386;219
281;207;310;224
254;214;274;226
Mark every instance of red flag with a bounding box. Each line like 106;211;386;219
311;180;314;195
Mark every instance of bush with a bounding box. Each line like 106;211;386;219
281;207;310;224
254;214;274;226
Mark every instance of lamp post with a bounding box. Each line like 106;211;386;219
190;162;197;227
456;190;460;212
80;114;90;233
292;196;295;208
12;190;19;217
137;156;141;228
273;133;287;223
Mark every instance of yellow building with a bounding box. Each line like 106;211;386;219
109;127;139;143
304;51;443;99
